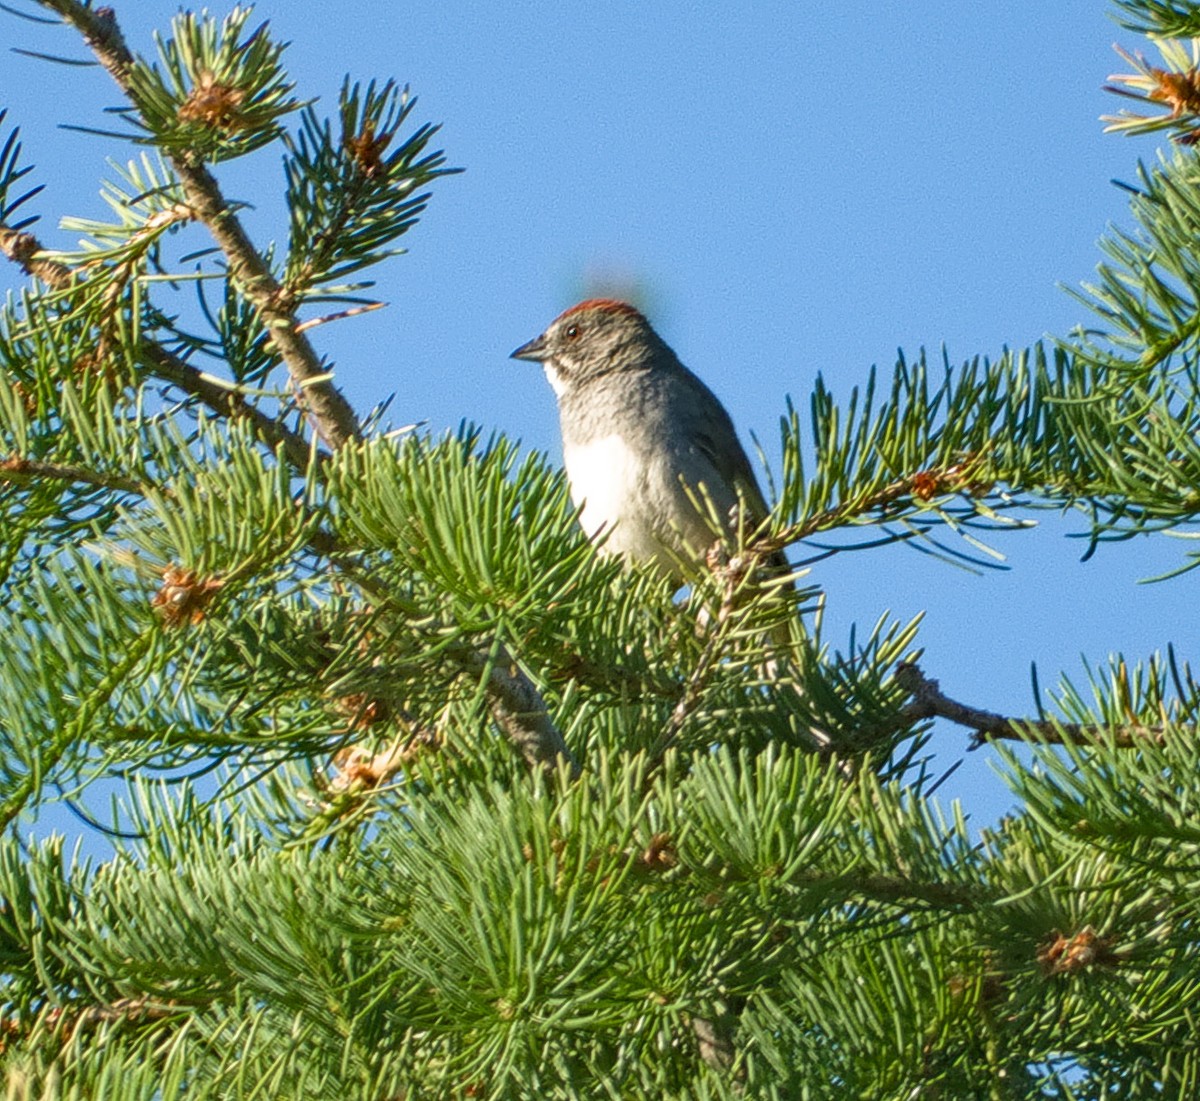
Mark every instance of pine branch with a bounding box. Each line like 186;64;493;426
0;446;575;773
0;429;572;780
772;462;988;547
59;995;183;1032
0;225;73;285
891;662;1173;748
38;0;360;450
651;556;766;760
1111;0;1200;36
457;644;580;774
12;2;576;783
141;343;317;471
652;610;733;761
0;454;150;496
171;164;360;448
742;466;962;571
0;219;320;471
0;628;156;830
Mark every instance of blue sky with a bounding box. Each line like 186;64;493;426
1;1;1191;827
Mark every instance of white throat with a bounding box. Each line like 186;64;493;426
542;363;568;398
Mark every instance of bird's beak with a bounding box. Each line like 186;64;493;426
510;332;549;361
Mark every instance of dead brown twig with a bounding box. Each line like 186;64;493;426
891;662;1169;749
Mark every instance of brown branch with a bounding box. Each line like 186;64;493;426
652;615;729;762
0;226;73;287
0;454;149;496
456;644;580;774
845;870;982;911
40;995;184;1041
649;549;760;762
40;0;361;451
173;162;361;449
42;1;133;82
891;662;1169;749
788;474;926;542
141;344;317;472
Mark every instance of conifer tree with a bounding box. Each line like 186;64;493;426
2;1;1200;1097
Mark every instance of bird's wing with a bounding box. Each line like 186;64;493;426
691;426;769;522
689;420;792;581
671;369;793;578
672;367;771;524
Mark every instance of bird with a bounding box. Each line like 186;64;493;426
510;298;788;583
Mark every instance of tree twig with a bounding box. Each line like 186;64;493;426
650;568;742;761
0;454;150;496
0;226;73;286
891;662;1169;748
0;220;321;471
456;644;580;774
751;461;993;561
141;344;318;471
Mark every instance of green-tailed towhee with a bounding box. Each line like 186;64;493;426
511;298;787;580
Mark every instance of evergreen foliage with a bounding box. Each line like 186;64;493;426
0;1;1199;1096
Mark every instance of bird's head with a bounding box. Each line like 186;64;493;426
511;299;664;393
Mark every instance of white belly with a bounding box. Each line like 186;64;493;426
564;434;639;538
563;434;708;567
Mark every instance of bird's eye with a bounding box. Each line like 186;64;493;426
564;323;580;341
